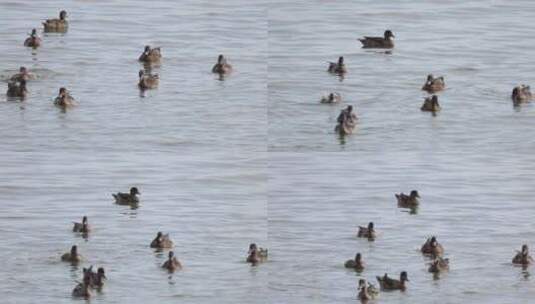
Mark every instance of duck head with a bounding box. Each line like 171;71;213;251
347;105;353;114
19;66;27;74
355;253;362;262
218;54;225;64
97;267;106;280
30;29;37;37
143;45;151;54
384;30;395;40
328;93;335;101
522;244;529;256
400;271;409;282
358;279;366;289
338;56;344;65
130;187;140;196
430;236;438;247
71;245;78;255
59;87;66;96
168;251;175;260
82;216;88;225
367;222;374;231
59;10;67;20
249;243;258;253
410;190;420;198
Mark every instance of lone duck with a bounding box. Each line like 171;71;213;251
512;85;532;104
72;216;90;233
359;30;395;49
88;267;106;288
24;29;42;48
344;253;364;271
150;232;174;249
54;87;76;108
422;74;445;93
335;105;358;135
61;245;82;263
328;56;347;74
246;243;268;265
428;257;449;273
72;274;91;298
162;251;182;272
112;187;140;205
43;10;68;32
395;190;420;208
421;236;444;257
138;70;159;90
320;92;341;104
512;244;534;266
357;222;376;240
358;279;379;301
6;79;27;98
138;45;161;63
376;271;409;291
10;67;31;82
421;95;441;112
212;54;233;74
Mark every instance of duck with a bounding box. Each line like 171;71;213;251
335;105;358;135
88;267;106;288
428;257;450;273
512;244;534;266
358;30;395;49
10;67;31;82
395;190;420;208
246;243;268;265
358;279;379;301
54;87;76;108
138;45;162;63
6;79;27;98
344;253;364;271
376;271;409;291
421;95;441;112
61;245;82;263
112;187;140;205
512;85;532;104
150;232;174;249
43;10;68;32
72;275;91;298
327;56;347;74
72;216;91;233
138;70;159;90
320;92;341;104
421;74;445;93
24;29;42;48
212;54;233;74
162;251;182;272
421;236;444;257
357;222;376;240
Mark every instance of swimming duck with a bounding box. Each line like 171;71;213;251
212;54;233;74
88;267;106;288
6;79;27;98
10;67;31;82
150;232;174;249
61;245;82;263
138;45;161;63
357;222;376;240
421;95;441;112
358;279;379;301
162;251;182;272
512;244;534;266
421;74;445;93
320;92;341;104
24;29;42;48
138;70;159;90
428;257;449;273
358;30;395;49
421;236;444;257
512;85;532;104
72;216;90;233
112;187;140;205
246;243;268;265
335;105;358;135
328;56;347;74
376;271;409;291
395;190;420;208
72;274;91;298
54;87;76;108
43;10;68;32
344;253;364;271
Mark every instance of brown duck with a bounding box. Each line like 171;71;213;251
421;95;441;112
357;222;376;240
422;74;445;93
395;190;420;208
43;10;68;32
359;30;395;49
512;85;532;104
344;253;364;271
24;29;42;48
327;56;347;74
376;271;409;291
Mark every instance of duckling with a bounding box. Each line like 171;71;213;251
428;257;449;273
212;54;233;74
357;222;376;240
150;232;174;249
344;253;364;271
512;85;532;104
246;243;268;265
358;30;395;49
328;56;347;74
395;190;420;208
43;10;68;32
162;251;182;272
320;92;341;104
512;244;534;266
54;87;76;108
112;187;140;205
421;95;441;112
138;45;161;63
358;279;379;301
72;216;90;233
72;275;91;298
24;29;42;48
61;245;82;263
10;67;31;82
89;267;106;288
6;79;27;98
421;74;445;93
376;271;409;291
138;70;159;90
335;105;358;135
421;236;444;257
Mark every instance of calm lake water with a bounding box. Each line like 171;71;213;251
2;0;535;303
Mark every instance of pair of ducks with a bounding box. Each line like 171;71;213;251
150;232;182;272
421;74;445;112
6;67;31;98
335;105;358;135
246;243;268;265
23;11;69;48
72;266;106;298
421;236;450;274
138;46;161;90
357;273;409;300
